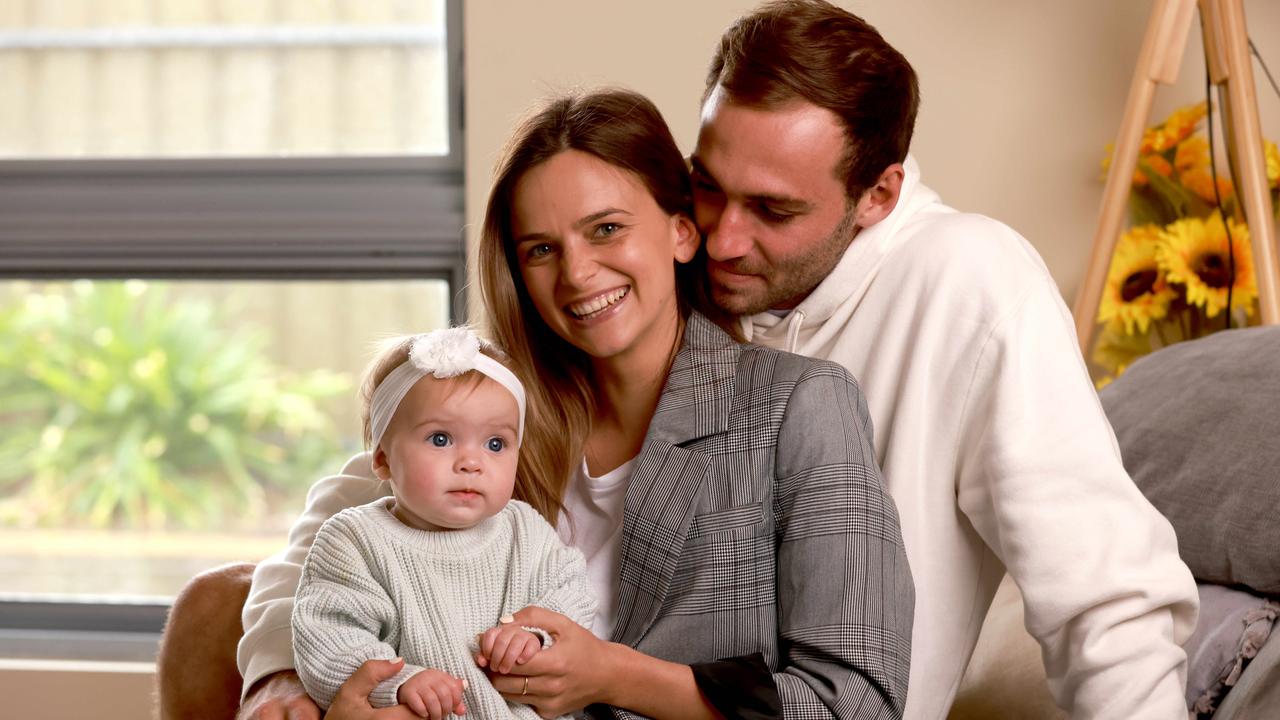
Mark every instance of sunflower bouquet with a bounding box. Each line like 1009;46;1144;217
1092;102;1280;385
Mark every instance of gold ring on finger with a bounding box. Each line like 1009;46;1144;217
521;676;529;696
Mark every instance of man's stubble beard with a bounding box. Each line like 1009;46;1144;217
710;204;859;316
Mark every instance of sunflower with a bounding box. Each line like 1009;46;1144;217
1266;140;1279;189
1174;135;1209;173
1133;154;1173;187
1157;213;1257;318
1091;324;1153;378
1098;224;1177;334
1141;102;1207;155
1179;166;1233;204
1100;147;1177;187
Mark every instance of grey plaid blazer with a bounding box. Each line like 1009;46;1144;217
600;313;913;719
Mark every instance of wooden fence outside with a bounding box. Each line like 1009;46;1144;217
0;0;448;158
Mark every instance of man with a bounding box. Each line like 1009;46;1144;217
159;1;1197;718
689;2;1196;719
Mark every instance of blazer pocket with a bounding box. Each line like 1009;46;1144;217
686;502;765;541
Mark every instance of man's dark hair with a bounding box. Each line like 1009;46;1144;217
705;0;919;200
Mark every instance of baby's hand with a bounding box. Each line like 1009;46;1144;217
476;617;543;674
396;668;466;719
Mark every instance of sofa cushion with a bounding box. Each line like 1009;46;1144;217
1099;326;1280;596
1184;583;1280;713
1211;602;1280;720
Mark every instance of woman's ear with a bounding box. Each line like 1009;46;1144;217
672;214;700;264
372;447;392;481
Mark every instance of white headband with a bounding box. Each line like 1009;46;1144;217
369;327;526;450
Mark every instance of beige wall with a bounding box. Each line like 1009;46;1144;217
464;0;1280;308
0;661;155;720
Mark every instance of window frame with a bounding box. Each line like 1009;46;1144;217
0;0;466;321
0;0;465;660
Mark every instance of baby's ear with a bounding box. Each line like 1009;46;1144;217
371;447;392;480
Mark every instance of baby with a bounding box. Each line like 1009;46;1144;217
292;327;594;719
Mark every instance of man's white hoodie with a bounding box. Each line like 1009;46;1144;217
742;157;1198;720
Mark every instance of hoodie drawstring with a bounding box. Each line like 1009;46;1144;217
784;309;806;353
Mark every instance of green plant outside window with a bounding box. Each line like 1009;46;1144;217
0;281;349;531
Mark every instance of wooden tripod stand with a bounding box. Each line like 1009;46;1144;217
1073;0;1280;351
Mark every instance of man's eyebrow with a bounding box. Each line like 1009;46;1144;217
751;194;812;213
514;208;632;245
690;157;811;211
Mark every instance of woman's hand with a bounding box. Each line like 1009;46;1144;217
324;659;422;720
480;606;619;718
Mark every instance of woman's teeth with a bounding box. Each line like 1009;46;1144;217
569;287;628;318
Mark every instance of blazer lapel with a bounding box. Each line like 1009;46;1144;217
611;314;738;646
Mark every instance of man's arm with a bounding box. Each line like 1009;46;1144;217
238;452;390;701
955;278;1197;718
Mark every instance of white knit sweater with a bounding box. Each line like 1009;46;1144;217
292;497;595;718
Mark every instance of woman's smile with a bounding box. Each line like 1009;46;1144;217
566;286;630;321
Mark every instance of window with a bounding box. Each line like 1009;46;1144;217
0;0;463;661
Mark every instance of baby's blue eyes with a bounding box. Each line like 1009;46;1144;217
424;432;507;452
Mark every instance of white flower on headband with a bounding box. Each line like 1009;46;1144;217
369;325;526;449
410;327;481;378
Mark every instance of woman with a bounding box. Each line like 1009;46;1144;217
469;89;913;719
238;88;912;720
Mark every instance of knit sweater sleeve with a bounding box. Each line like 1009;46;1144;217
291;510;425;710
518;503;596;631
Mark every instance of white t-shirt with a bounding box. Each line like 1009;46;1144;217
556;456;636;640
